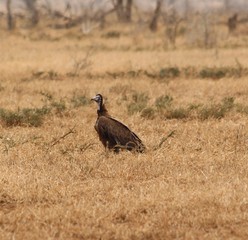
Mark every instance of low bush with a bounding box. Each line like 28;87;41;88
155;95;173;109
127;92;149;114
0;107;50;127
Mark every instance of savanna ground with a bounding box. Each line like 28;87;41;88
1;14;248;240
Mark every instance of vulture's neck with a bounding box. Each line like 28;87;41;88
97;103;110;117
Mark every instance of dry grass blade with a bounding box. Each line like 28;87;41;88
50;125;76;147
153;130;176;150
79;142;96;153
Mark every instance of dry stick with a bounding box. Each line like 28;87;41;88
80;142;96;153
154;130;176;150
50;125;76;147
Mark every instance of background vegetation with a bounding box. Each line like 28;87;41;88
0;0;248;239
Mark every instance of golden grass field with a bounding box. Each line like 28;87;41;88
1;19;248;239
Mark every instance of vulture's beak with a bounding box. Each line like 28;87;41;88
91;96;97;102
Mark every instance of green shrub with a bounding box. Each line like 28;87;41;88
144;67;180;80
188;103;202;110
40;92;67;114
141;107;156;119
159;67;180;78
71;95;90;108
199;67;227;79
102;31;120;38
155;95;173;109
127;102;147;114
131;92;149;103
127;92;149;114
165;107;190;119
199;97;235;120
235;103;248;115
222;97;235;110
199;104;225;120
51;100;66;114
0;107;50;127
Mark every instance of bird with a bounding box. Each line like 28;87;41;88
91;94;145;153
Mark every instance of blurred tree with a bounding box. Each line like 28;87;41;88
23;0;39;27
228;13;238;33
164;9;182;48
6;0;14;30
224;0;231;11
184;0;190;20
149;0;162;32
112;0;133;22
115;0;124;21
125;0;132;22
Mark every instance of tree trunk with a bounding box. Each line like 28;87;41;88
114;0;132;22
24;0;39;27
227;13;238;33
125;0;132;22
184;0;190;20
149;0;162;32
6;0;14;30
116;0;124;22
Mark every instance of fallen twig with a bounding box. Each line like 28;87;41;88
79;142;96;153
154;130;176;150
50;125;76;147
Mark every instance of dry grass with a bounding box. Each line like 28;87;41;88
1;21;248;239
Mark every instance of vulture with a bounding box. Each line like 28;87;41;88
91;94;145;153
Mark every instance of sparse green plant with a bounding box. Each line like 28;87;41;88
2;136;16;152
199;103;225;120
40;91;67;114
86;66;248;82
165;107;190;119
51;99;66;114
183;66;197;78
143;67;180;80
188;103;202;110
40;91;53;102
102;31;120;38
155;95;173;109
127;92;149;114
107;71;124;79
141;107;156;119
235;103;248;115
47;70;58;80
127;102;146;115
0;107;50;127
131;92;149;103
198;97;235;120
199;67;227;79
126;70;143;78
159;67;180;78
71;94;90;108
222;97;235;111
107;70;142;79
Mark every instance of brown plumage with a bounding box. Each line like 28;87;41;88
91;94;145;153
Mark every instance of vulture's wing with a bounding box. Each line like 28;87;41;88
97;116;145;151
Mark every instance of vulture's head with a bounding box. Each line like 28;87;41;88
91;94;103;110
